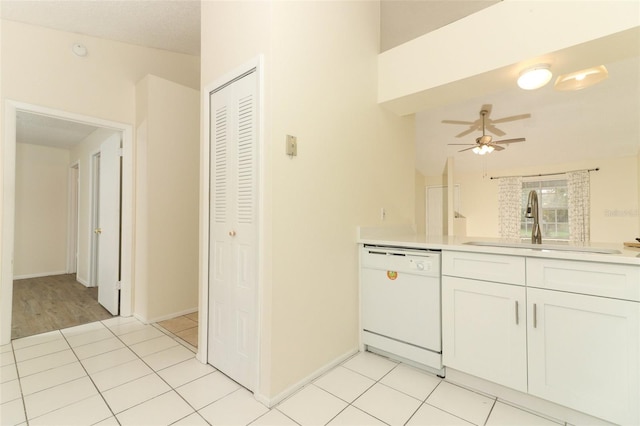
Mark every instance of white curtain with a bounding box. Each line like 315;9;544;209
498;176;522;239
567;170;590;242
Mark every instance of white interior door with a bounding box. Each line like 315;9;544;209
208;69;258;390
97;135;121;315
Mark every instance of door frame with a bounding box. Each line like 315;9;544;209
89;150;101;287
199;56;264;395
67;162;80;274
1;100;134;344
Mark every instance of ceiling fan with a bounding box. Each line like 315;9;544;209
444;105;529;154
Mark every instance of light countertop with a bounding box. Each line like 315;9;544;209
358;226;640;266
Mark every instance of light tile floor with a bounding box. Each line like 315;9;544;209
1;316;567;426
157;313;198;348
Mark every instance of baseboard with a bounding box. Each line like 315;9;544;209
133;313;149;325
13;271;67;280
255;348;359;408
446;368;614;426
143;307;199;324
76;275;90;287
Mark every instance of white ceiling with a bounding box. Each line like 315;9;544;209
417;54;640;175
16;112;100;149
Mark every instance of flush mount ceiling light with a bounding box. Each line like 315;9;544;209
72;43;88;57
517;64;552;90
554;65;608;91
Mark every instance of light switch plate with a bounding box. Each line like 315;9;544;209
286;135;297;156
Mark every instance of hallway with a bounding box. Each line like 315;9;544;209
11;274;113;339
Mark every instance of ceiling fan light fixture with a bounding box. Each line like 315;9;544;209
472;144;494;155
554;65;608;91
517;64;552;90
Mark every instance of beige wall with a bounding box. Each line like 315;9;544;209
135;75;200;322
201;1;415;400
14;143;69;277
1;20;200;334
69;129;120;285
422;156;638;243
415;170;426;236
0;20;199;123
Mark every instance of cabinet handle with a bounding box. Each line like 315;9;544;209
515;301;519;325
533;303;537;328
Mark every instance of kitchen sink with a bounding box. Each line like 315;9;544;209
463;241;621;255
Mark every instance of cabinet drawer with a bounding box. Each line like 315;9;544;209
527;258;640;301
442;251;525;285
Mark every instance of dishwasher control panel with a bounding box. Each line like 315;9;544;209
361;245;440;277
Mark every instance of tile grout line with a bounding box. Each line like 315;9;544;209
9;340;29;426
59;322;120;425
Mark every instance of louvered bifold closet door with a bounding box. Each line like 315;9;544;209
208;69;258;391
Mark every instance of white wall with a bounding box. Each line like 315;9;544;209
201;1;415;400
422;156;638;243
14;143;69;278
69;129;120;285
135;75;200;322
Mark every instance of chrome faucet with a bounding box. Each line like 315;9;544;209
525;190;542;244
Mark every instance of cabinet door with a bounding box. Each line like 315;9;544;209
528;288;640;425
442;277;527;392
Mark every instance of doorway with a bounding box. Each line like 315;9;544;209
1;101;134;345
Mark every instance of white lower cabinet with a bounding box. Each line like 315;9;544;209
442;276;527;392
442;251;640;425
527;288;640;425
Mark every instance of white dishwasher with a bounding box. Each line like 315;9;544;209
360;245;444;376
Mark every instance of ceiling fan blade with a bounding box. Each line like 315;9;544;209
458;146;477;152
442;119;476;125
455;127;478;138
491;144;505;151
493;137;526;144
484;123;506;137
491;113;531;124
448;143;475;146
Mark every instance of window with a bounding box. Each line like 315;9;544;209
521;179;569;241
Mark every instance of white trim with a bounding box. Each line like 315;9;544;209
143;307;199;324
198;56;265;396
13;271;68;280
76;275;90;287
89;149;101;287
1;100;134;345
254;348;358;408
67;162;80;274
445;368;610;426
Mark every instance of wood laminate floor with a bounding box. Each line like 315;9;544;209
11;274;114;340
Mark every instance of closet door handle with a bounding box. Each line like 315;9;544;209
515;301;519;325
228;230;236;237
533;303;537;328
